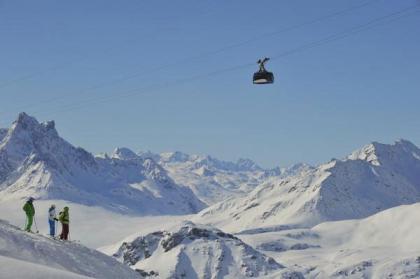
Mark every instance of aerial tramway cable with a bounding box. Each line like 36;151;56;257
2;0;382;113
27;3;420;120
1;2;419;122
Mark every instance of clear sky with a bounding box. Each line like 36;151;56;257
0;0;419;167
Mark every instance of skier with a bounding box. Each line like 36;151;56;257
48;204;58;237
58;206;70;240
22;197;35;232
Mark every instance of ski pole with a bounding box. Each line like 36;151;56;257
34;217;39;233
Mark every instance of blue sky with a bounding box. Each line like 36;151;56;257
0;0;419;167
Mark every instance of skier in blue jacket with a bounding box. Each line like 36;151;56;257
48;204;58;237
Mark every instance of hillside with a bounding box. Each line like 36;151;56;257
239;202;420;278
195;140;420;232
0;219;139;279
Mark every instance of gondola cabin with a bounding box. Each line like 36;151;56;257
253;57;274;85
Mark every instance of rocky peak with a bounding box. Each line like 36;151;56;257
348;143;380;165
348;139;420;166
236;158;262;171
112;147;138;160
15;112;39;129
5;112;59;144
137;150;160;161
0;113;96;174
142;158;171;185
159;151;190;163
43;120;55;131
194;166;215;177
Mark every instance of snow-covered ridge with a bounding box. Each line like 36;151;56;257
0;219;139;279
103;136;314;206
0;113;205;215
156;151;263;172
141;150;312;205
111;147;139;160
109;221;303;278
195;139;420;232
140;150;312;179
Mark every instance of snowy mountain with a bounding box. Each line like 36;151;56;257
107;221;303;278
0;219;139;279
195;140;420;232
239;202;420;278
0;113;205;214
145;151;311;205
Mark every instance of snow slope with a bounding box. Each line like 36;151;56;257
0;255;91;279
0;113;205;215
239;203;420;278
0;219;139;279
195;140;420;232
105;221;303;279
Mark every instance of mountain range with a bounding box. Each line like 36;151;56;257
0;113;205;215
195;139;420;232
140;150;312;204
1;112;420;278
0;113;308;210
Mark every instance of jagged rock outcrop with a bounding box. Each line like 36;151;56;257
111;222;296;278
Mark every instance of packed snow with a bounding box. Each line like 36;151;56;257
0;219;139;279
0;255;91;279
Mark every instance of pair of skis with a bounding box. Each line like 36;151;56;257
23;217;39;233
21;229;79;243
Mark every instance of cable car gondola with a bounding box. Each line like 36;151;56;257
253;57;274;84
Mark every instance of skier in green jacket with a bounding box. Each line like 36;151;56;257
58;206;70;240
22;197;35;232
